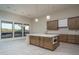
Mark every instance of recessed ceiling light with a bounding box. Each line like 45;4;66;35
46;15;50;20
35;18;39;22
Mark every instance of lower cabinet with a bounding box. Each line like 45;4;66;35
67;35;75;44
39;37;44;47
59;34;68;42
59;34;79;44
30;36;40;46
75;35;79;44
29;36;59;51
43;37;53;50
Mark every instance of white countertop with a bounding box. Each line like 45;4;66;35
27;34;59;37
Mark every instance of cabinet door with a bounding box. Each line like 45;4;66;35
76;18;79;30
30;36;35;44
59;34;68;42
68;16;79;30
43;37;53;50
47;20;58;30
75;35;79;44
39;37;44;47
68;35;75;43
30;36;39;46
68;18;76;30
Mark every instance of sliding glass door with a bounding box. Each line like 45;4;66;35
14;23;22;37
23;24;30;36
1;21;13;39
1;21;30;39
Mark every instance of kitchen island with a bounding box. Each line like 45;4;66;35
27;34;59;51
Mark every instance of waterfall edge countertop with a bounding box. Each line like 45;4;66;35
27;34;59;37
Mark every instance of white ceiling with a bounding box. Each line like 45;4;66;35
0;4;79;19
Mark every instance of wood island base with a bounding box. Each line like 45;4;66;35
29;35;59;51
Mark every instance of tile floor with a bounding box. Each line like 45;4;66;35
0;39;79;55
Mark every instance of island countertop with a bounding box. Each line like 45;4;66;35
27;34;59;37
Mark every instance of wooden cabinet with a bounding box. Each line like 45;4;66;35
30;36;39;46
47;16;79;30
68;16;79;30
75;35;79;44
76;18;79;29
30;36;35;44
67;35;75;44
47;20;58;30
43;37;53;50
59;34;68;42
29;36;59;51
59;34;79;44
68;18;76;30
39;37;44;47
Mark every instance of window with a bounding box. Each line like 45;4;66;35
14;23;22;37
23;24;30;36
1;21;30;39
58;19;68;28
1;21;13;39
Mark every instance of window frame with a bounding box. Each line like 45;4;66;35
0;20;30;39
14;23;22;37
23;24;30;36
1;21;13;39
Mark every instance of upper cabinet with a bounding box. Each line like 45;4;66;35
68;16;79;30
47;20;58;30
47;16;79;30
58;19;68;28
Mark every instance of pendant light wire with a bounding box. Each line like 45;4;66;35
46;5;50;20
35;5;39;22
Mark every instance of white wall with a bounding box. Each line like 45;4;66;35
30;17;47;34
0;10;31;40
30;6;79;35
